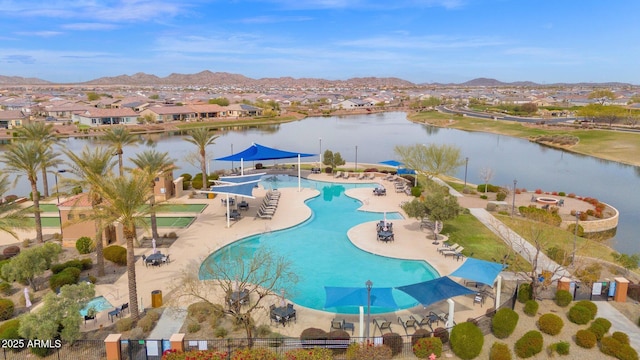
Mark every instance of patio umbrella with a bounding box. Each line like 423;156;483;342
24;288;31;308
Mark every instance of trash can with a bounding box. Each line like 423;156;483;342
208;193;215;199
151;290;162;308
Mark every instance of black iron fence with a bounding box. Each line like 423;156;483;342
0;340;105;360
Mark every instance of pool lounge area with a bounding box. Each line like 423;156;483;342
200;175;440;314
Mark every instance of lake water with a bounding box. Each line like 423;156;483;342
2;112;639;255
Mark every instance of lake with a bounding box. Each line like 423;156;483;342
2;112;639;255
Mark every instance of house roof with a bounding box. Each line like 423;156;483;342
78;108;138;118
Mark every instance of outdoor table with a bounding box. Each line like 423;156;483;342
145;252;165;266
272;306;296;326
377;230;394;242
229;289;249;307
238;201;249;211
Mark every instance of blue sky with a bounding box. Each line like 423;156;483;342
0;0;638;84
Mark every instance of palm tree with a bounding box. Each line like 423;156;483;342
184;127;219;188
63;146;117;277
15;122;60;198
0;173;33;238
130;150;175;240
89;170;154;321
0;141;44;242
102;126;139;176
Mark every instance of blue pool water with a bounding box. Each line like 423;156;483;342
200;175;439;314
80;296;114;316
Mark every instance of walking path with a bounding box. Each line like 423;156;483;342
595;302;640;350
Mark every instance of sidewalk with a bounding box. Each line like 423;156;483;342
596;302;640;350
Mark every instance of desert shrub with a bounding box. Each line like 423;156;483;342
103;245;127;265
138;315;156;332
567;305;591;325
523;300;539;317
588;322;606;341
180;173;192;182
327;330;350;355
300;327;327;348
382;332;403;356
450;322;484;359
413;337;442;358
0;318;20;339
191;179;203;189
547;341;570;356
214;327;227;338
285;348;334;360
574;329;596;348
75;236;94;254
489;342;511;360
518;206;562;226
128;327;144;340
547;247;569;265
514;330;543;358
268;333;284;348
30;346;52;357
116;317;134;332
49;266;81;291
2;246;20;259
345;342;392;360
575;300;597;319
612;331;630;345
554;290;573;307
433;327;449;344
477;184;500;193
411;328;432;347
537;313;563;335
610;344;640;360
496;191;507;201
517;283;532;303
492;308;519;339
232;348;278;360
593;317;612;332
600;336;620;357
51;259;85;274
255;324;272;337
188;301;220;323
0;299;14;321
187;321;201;333
81;258;93;270
0;282;11;296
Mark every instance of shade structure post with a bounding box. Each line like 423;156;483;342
446;299;455;331
495;275;502;310
365;280;372;343
359;306;364;339
226;193;230;228
298;154;301;192
241;159;244;176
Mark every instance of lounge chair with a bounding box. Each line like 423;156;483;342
368;173;376;180
437;243;459;253
334;171;343;178
442;246;464;258
410;314;433;331
330;318;355;334
372;318;392;335
358;173;365;180
398;316;418;335
256;209;274;219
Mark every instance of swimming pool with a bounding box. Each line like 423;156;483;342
200;175;439;314
80;295;114;316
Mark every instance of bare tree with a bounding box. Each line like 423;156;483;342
170;247;298;344
479;167;494;194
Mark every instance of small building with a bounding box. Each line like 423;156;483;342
58;193;119;248
72;108;139;127
0;110;29;129
139;106;196;123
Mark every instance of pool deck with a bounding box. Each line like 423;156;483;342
86;171;494;336
3;166;606;337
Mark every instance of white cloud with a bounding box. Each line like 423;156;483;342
13;31;63;37
61;23;119;30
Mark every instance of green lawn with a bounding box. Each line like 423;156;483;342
28;217;61;227
442;213;532;272
154;204;208;213
142;217;196;228
26;204;59;213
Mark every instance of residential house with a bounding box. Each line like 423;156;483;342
139;105;196;123
72;108;139;127
0;110;30;129
225;104;263;117
331;98;374;110
188;104;227;120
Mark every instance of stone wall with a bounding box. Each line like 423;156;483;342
562;202;619;234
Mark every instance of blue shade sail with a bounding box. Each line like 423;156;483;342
379;160;403;167
219;173;266;184
449;258;505;287
395;277;476;307
324;286;398;309
215;143;315;161
210;181;259;198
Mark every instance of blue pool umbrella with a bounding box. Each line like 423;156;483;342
324;286;398;309
395;277;476;307
379;160;403;167
449;258;505;287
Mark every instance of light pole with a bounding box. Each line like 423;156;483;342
365;280;373;343
463;157;469;191
355;145;358;171
231;144;234;171
511;179;517;216
54;169;67;204
572;211;581;267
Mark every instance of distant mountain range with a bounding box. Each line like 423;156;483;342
0;71;634;88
